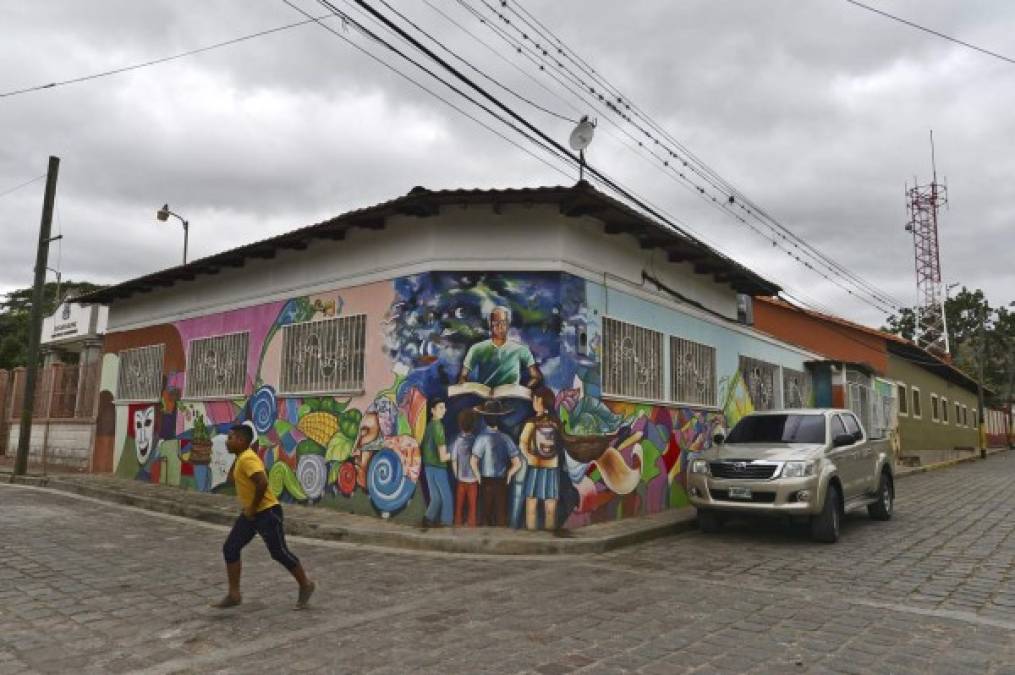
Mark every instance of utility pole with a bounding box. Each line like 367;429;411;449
14;156;60;476
976;306;987;460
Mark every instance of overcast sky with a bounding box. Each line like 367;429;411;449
1;0;1012;329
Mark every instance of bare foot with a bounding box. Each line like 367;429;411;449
210;594;242;609
295;581;315;610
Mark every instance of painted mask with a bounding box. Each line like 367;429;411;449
134;406;156;465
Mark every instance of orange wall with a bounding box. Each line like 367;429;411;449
754;299;888;374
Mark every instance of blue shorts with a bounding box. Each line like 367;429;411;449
523;466;559;501
222;505;300;571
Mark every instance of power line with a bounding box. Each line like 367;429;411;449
0;16;339;99
282;1;573;182
0;174;46;199
371;0;576;123
492;0;907;312
351;0;899;316
295;0;860;325
479;0;906;313
844;0;1015;66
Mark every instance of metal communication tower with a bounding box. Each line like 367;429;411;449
904;131;949;355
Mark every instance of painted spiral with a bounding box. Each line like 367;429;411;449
296;454;327;501
337;461;357;496
367;448;414;513
249;386;278;434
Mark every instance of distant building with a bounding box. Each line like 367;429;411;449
2;299;107;469
79;182;819;529
753;296;983;458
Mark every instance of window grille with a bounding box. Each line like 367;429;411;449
782;367;812;409
955;402;962;426
911;388;922;418
186;332;249;398
602;317;663;401
942;398;949;423
931;395;939;421
897;383;908;415
669;336;716;406
738;356;780;410
116;344;164;401
281;314;366;394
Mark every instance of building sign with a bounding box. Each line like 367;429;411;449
41;302;108;344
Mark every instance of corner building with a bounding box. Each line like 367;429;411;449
82;183;817;529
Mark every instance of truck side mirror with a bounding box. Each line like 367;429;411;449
712;432;725;446
833;433;854;448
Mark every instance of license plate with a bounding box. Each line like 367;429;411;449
728;486;752;500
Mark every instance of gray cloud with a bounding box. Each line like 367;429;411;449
1;0;1011;330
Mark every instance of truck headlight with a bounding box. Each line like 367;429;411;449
691;459;709;474
782;462;814;478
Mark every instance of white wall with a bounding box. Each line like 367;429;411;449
6;422;92;470
107;204;742;331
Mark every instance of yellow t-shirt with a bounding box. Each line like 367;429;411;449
233;449;279;513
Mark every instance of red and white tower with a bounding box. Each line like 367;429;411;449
904;131;949;355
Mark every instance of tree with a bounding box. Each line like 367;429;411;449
0;280;103;369
884;289;1015;407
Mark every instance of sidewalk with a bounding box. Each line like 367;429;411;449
3;447;1007;555
0;471;698;555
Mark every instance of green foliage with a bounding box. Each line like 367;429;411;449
0;280;104;369
883;288;1015;405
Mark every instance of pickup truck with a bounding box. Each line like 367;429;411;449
686;409;894;543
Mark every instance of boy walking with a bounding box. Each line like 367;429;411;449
212;424;315;609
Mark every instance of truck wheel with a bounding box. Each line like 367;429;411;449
697;509;723;534
867;471;893;521
810;485;841;543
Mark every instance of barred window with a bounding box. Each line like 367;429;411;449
738;356;781;411
185;332;249;398
782;367;812;409
281;315;366;395
669;336;716;406
602;317;663;401
116;344;164;401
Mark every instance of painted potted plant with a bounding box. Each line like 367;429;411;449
189;411;213;465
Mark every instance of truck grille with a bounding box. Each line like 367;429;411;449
709;489;777;503
708;461;778;480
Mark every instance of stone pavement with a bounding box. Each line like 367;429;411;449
1;453;1013;674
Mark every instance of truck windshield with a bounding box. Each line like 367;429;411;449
726;415;826;444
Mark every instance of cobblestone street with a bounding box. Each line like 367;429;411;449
2;454;1013;674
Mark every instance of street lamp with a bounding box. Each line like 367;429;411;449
156;203;189;265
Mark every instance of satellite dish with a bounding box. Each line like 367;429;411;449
569;115;596;152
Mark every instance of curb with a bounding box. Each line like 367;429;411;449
2;473;697;556
8;449;1003;554
896;448;1008;479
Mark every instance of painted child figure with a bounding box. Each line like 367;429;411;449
213;424;315;609
469;400;522;527
421;399;453;528
451;408;480;527
519;388;563;531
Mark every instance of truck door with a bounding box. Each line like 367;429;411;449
842;412;875;493
829;414;860;497
840;414;872;493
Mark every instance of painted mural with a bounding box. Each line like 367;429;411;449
100;271;805;530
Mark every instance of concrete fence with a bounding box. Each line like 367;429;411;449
2;360;101;470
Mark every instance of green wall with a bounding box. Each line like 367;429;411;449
887;353;979;452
